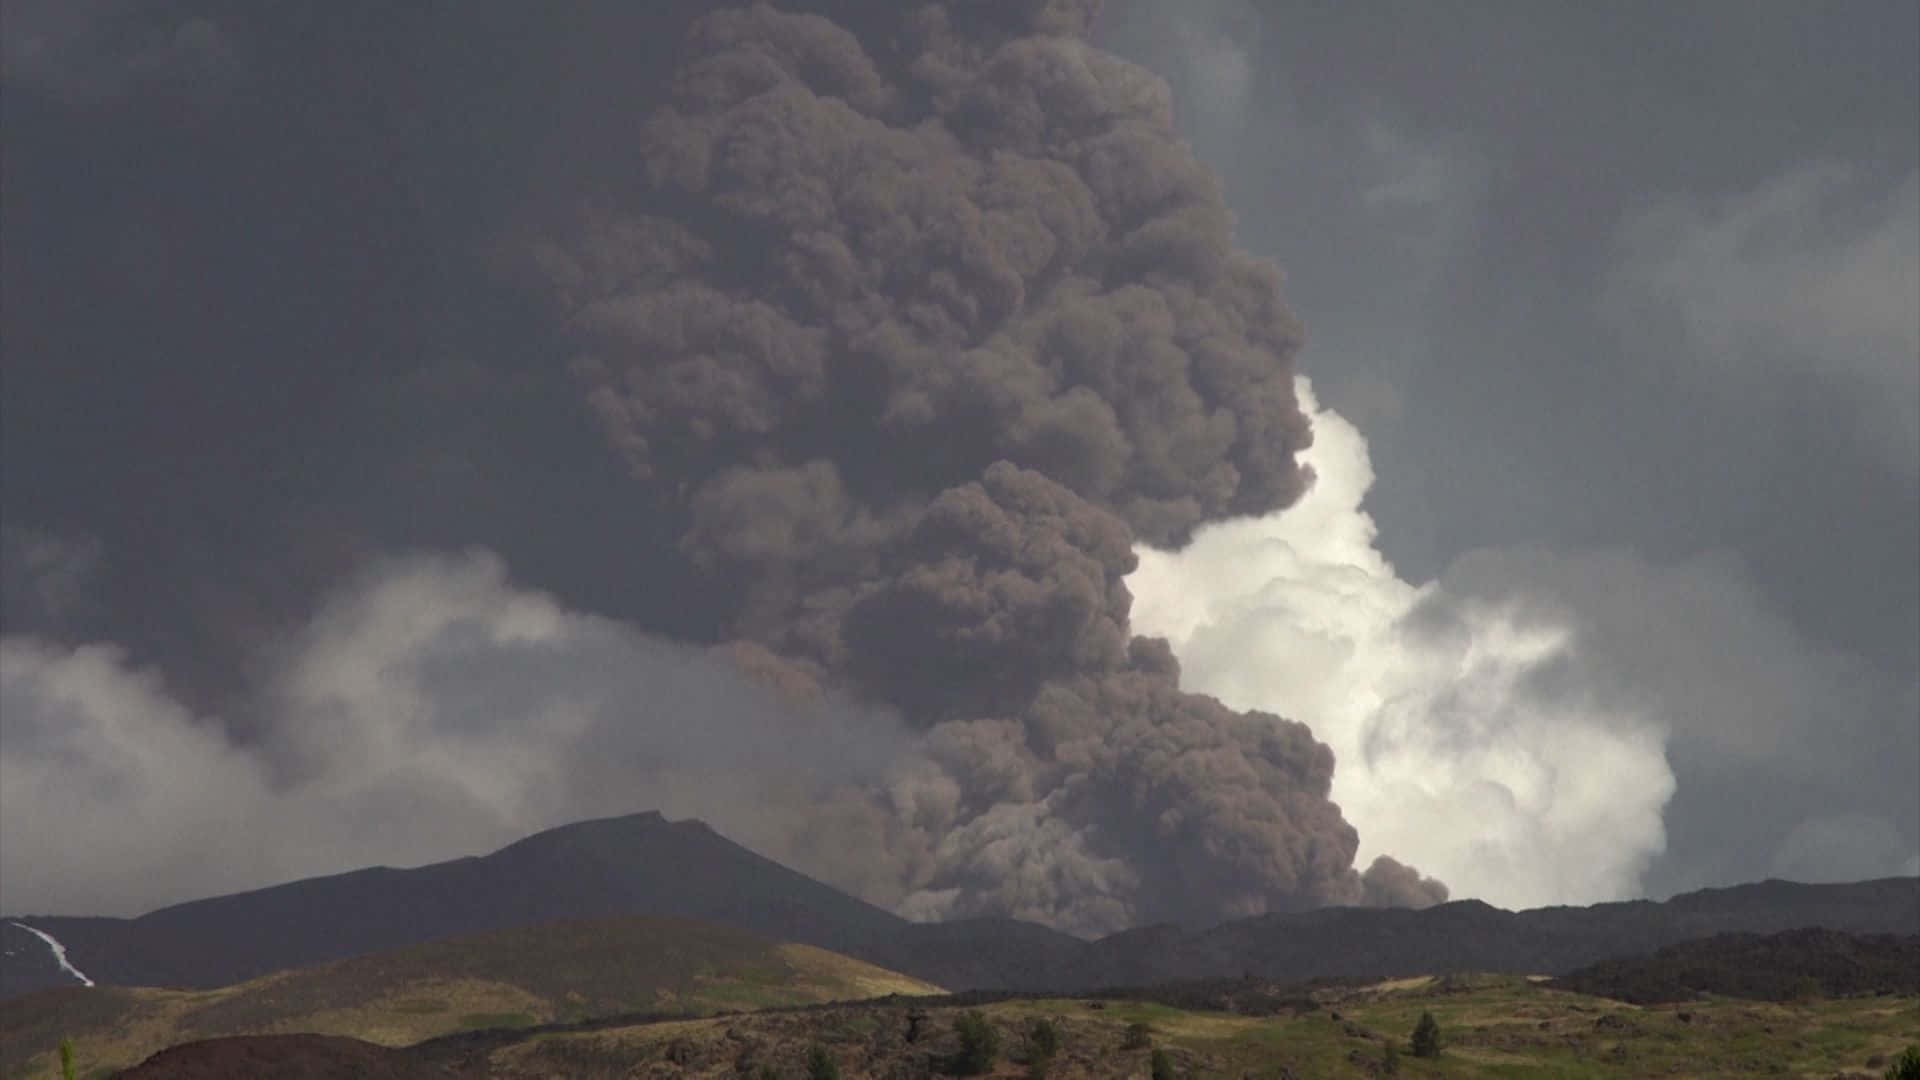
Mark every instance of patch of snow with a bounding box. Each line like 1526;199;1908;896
7;921;94;986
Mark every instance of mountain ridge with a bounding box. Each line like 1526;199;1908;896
4;810;1914;1001
3;810;924;998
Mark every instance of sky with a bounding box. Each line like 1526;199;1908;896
2;0;1915;924
1100;0;1920;900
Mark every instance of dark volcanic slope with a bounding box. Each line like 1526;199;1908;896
2;812;924;996
4;812;1915;1001
1547;928;1920;1004
1095;877;1920;987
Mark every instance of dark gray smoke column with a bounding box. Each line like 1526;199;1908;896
519;0;1443;932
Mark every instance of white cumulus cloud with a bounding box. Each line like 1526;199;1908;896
1127;379;1676;910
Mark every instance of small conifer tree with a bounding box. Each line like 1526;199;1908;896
1410;1010;1443;1058
953;1010;999;1075
1886;1044;1920;1080
1027;1017;1060;1060
59;1038;76;1080
1150;1046;1176;1080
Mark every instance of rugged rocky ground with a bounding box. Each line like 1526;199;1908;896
102;975;1920;1079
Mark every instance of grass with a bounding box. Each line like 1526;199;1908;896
5;954;1912;1077
864;977;1917;1079
1218;974;1920;1078
0;916;942;1078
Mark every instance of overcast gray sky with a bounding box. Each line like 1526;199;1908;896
1099;0;1919;897
2;1;1914;918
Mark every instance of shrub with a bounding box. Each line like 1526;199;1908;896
1410;1011;1443;1058
1382;1040;1400;1075
953;1010;999;1076
1888;1044;1920;1080
1027;1017;1060;1060
1025;1016;1060;1076
807;1042;842;1080
1150;1046;1176;1080
1123;1020;1153;1049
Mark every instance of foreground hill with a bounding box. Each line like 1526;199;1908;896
0;915;940;1078
4;811;1915;1000
108;971;1920;1079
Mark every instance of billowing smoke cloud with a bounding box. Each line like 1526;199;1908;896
512;0;1440;932
1128;381;1676;909
0;552;909;917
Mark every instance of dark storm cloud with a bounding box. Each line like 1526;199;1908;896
1;0;239;105
0;528;103;629
1;2;729;711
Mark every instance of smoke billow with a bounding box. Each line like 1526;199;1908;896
515;0;1439;932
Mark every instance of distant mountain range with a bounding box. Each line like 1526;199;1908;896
6;810;1916;1000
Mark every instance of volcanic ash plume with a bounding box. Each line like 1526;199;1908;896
515;0;1443;934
